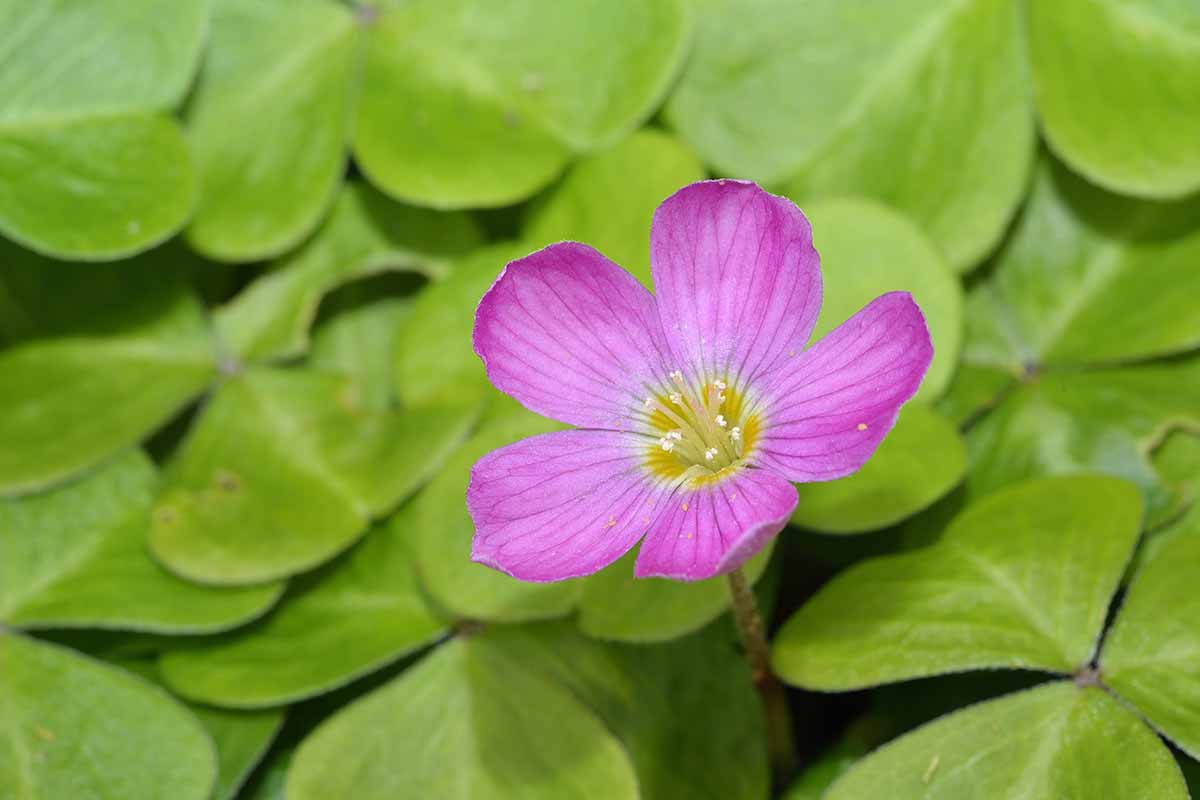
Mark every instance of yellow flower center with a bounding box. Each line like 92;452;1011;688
642;371;760;483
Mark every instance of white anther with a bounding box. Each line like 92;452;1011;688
729;427;742;441
704;447;718;461
714;380;727;390
669;392;683;405
718;393;727;402
643;397;654;409
669;369;684;382
715;414;727;428
659;438;675;452
667;430;683;440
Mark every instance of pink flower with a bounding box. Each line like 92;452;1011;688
468;180;933;582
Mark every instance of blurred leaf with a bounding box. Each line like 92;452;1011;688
523;129;705;287
355;0;690;209
159;509;448;708
310;289;411;410
394;241;531;407
806;199;962;399
0;244;215;496
792;404;966;534
214;182;481;361
824;682;1187;800
191;706;284;800
576;540;772;643
1102;506;1200;759
0;632;216;799
0;451;281;632
286;633;639;800
1028;0;1200;198
241;747;292;800
0;0;204;258
411;408;579;623
782;743;862;800
773;476;1142;690
666;0;1032;270
149;368;475;584
935;363;1014;427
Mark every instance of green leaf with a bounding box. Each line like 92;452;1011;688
393;242;532;407
806;199;962;399
0;244;215;496
934;363;1013;427
354;0;690;208
782;743;863;800
411;409;580;623
523;129;705;287
310;288;411;410
149;367;476;584
191;706;284;800
577;541;772;643
214;181;480;362
286;634;639;800
0;633;217;800
0;451;281;633
185;0;356;260
773;476;1142;690
824;682;1188;800
965;159;1200;370
666;0;1032;270
1028;0;1200;198
159;508;448;708
792;404;967;534
241;747;293;800
0;0;205;259
1102;506;1200;760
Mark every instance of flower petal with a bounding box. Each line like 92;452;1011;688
650;180;821;385
468;429;676;582
755;292;933;482
634;467;797;581
474;242;674;429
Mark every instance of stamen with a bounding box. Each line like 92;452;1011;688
659;438;675;452
714;380;727;391
669;392;683;405
715;414;727;428
729;427;742;441
669;369;684;382
703;447;719;461
667;430;683;440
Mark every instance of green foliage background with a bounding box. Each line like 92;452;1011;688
1;1;1199;798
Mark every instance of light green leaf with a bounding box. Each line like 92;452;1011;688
0;0;205;258
149;368;476;584
159;508;448;708
773;476;1142;690
214;181;481;362
1102;506;1200;760
934;363;1013;427
782;743;863;800
523;129;705;287
310;288;411;410
792;404;967;534
0;633;217;800
666;0;1032;270
354;0;690;208
965;159;1200;370
806;199;962;399
185;0;356;260
0;451;281;633
411;409;579;623
286;634;639;800
1029;0;1200;198
393;242;531;407
576;542;772;643
0;244;215;496
824;682;1188;800
191;706;284;800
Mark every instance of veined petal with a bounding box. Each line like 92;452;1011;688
468;429;676;582
634;466;796;581
474;242;674;429
755;292;933;482
650;180;821;387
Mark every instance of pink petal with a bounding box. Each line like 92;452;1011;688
634;466;797;581
755;292;933;482
468;429;676;582
650;180;821;386
474;242;675;430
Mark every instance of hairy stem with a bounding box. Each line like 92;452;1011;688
727;567;797;784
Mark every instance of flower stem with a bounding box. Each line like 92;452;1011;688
727;567;797;784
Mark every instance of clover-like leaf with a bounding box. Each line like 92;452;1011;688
191;706;285;800
159;508;448;708
149;367;476;584
286;633;639;800
824;681;1188;800
310;286;412;410
666;0;1032;270
0;451;281;633
1102;506;1200;760
0;0;204;259
214;181;480;362
791;404;966;535
773;476;1142;690
0;243;215;496
0;633;216;800
1028;0;1200;199
523;129;705;287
